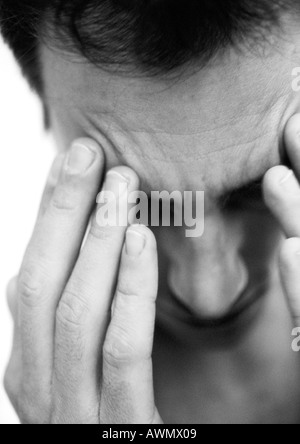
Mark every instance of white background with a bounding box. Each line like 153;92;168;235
0;37;55;424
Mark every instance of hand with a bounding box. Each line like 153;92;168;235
4;139;163;424
264;114;300;329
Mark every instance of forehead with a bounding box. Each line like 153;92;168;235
41;42;299;196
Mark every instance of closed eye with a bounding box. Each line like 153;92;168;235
220;177;264;210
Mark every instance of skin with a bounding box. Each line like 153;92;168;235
5;13;300;424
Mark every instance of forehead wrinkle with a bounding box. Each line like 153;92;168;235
42;46;293;149
71;102;281;196
83;101;266;138
76;73;290;141
48;64;286;135
83;104;276;146
42;41;294;190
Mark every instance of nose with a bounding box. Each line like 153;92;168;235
167;213;249;319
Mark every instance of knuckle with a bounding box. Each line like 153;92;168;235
18;266;46;309
116;286;156;310
116;287;140;300
103;329;147;369
89;209;125;244
56;290;90;332
50;186;79;212
89;220;118;243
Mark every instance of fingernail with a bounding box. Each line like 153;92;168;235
125;226;146;257
103;170;130;198
280;170;299;192
65;143;95;175
280;170;293;184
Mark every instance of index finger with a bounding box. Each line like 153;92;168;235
18;139;105;422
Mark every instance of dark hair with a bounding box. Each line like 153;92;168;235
0;0;296;94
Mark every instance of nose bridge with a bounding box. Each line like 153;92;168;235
187;214;243;291
168;211;248;318
189;210;241;259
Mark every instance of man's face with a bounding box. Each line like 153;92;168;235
40;16;300;321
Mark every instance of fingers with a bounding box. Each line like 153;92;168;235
52;167;139;423
263;114;300;238
18;138;104;423
279;238;300;327
100;225;162;424
264;114;300;328
263;165;300;238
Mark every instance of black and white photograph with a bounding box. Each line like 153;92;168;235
1;0;300;425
